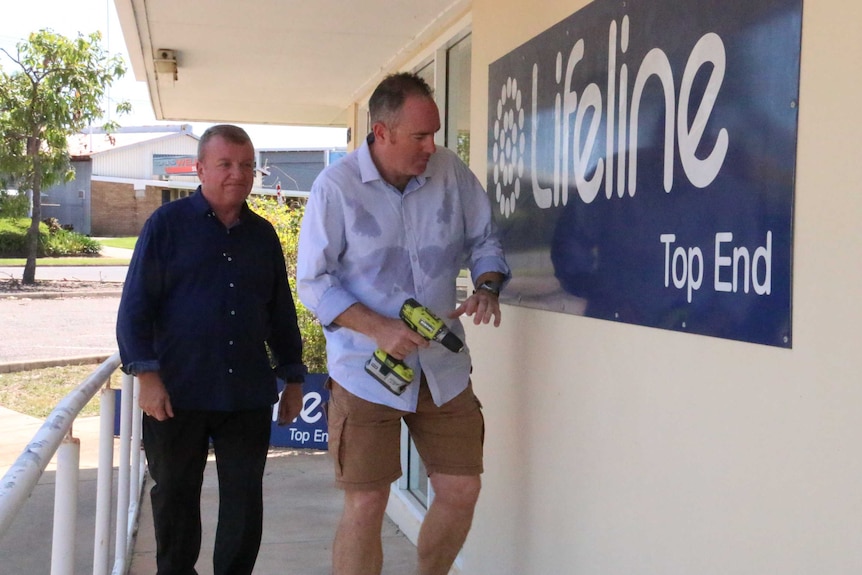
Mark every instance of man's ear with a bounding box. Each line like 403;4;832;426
371;121;388;143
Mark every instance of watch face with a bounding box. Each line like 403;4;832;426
480;281;502;295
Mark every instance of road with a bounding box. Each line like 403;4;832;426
0;264;127;365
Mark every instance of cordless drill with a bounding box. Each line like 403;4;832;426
365;298;464;395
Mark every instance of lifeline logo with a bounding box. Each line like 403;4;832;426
487;0;801;347
490;15;728;217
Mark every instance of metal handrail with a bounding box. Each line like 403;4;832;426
0;352;147;575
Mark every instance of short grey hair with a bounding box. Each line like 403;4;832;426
197;124;253;160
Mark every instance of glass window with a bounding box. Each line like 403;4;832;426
416;61;435;95
446;35;472;165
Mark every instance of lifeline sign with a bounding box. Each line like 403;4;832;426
487;0;801;347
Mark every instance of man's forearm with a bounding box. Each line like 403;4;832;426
332;302;389;339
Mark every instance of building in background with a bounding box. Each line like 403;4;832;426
43;124;199;236
259;148;347;194
42;125;345;236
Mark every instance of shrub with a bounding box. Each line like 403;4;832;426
0;190;30;218
0;218;44;257
42;227;101;256
248;196;327;373
0;216;102;257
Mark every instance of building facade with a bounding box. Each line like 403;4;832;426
116;1;862;573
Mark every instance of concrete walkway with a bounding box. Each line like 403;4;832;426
0;257;421;574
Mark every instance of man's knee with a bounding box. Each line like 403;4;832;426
430;474;481;508
343;487;390;522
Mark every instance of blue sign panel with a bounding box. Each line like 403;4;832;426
487;0;801;347
270;374;329;450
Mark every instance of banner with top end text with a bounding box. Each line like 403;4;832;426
488;0;801;347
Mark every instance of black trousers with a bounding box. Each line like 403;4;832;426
142;408;272;575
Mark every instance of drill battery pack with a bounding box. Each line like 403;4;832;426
364;348;414;395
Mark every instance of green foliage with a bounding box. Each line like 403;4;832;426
0;29;130;191
457;130;471;165
42;226;101;256
248;195;327;373
0;217;39;256
0;216;101;257
0;29;130;282
0;189;29;218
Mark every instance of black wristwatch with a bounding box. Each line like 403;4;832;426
474;279;503;297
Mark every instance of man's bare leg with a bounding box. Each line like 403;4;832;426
333;487;390;575
416;474;481;575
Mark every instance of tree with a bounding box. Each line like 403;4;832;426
0;29;130;283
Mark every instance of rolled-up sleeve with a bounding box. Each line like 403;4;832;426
457;161;512;285
296;182;359;328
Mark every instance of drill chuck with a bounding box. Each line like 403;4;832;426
438;331;463;353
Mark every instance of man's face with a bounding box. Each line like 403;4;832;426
196;135;256;209
375;95;440;185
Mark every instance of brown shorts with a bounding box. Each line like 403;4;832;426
326;377;485;491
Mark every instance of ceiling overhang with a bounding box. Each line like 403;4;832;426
113;0;470;128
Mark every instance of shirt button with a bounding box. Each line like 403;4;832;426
227;257;232;262
228;368;233;374
229;340;234;346
229;282;235;288
230;310;236;316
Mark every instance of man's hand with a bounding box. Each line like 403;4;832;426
374;316;429;360
277;383;304;426
137;372;174;421
451;290;502;327
334;304;428;360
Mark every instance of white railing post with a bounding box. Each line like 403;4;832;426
112;374;146;575
0;354;147;575
131;376;144;495
112;373;134;573
93;386;116;575
50;435;80;575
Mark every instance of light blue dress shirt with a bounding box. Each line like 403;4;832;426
297;138;510;410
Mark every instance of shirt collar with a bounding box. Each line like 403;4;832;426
189;185;250;224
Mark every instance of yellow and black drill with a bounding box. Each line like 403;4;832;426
365;298;464;395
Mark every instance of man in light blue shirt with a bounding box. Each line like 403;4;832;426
297;72;510;575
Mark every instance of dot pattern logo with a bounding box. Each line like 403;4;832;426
492;77;526;218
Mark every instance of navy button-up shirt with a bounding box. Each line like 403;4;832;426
117;189;305;411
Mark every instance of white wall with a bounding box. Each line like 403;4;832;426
461;0;862;573
92;134;199;179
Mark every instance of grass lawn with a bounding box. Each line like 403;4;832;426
0;364;108;418
0;256;130;266
97;237;137;250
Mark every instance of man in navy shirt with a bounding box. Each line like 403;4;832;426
117;124;306;575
